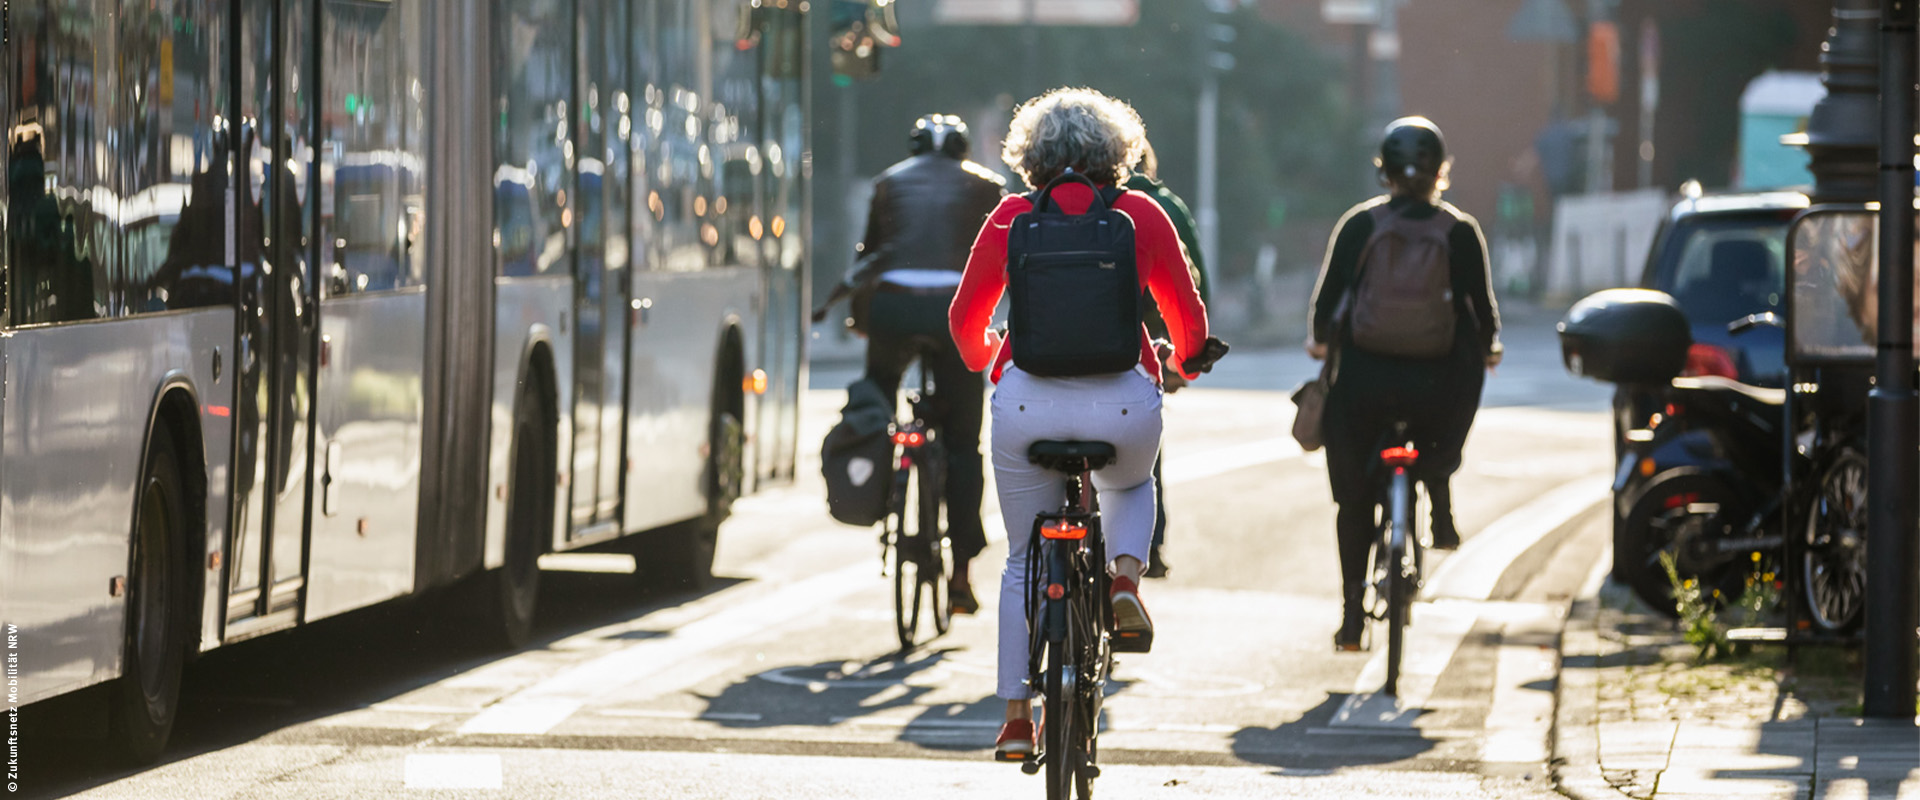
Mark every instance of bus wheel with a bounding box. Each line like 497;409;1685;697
636;407;739;592
490;389;551;649
111;425;188;764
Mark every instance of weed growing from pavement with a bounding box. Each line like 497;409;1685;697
1660;551;1730;661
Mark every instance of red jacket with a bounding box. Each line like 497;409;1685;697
949;184;1209;384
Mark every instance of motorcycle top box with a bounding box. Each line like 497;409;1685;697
1557;289;1694;385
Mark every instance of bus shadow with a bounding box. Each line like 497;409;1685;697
18;566;740;799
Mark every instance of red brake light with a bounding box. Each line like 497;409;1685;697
891;431;925;447
1041;521;1088;540
1682;343;1739;380
1380;446;1419;467
1046;583;1066;600
1662;491;1702;510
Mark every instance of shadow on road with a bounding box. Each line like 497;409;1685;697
19;568;741;800
1229;693;1437;775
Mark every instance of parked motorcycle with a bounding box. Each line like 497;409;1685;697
1559;291;1868;632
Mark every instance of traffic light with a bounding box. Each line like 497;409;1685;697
830;0;900;85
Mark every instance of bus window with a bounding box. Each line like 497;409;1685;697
495;0;575;278
322;0;426;295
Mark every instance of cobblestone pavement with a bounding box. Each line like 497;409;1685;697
1554;581;1920;800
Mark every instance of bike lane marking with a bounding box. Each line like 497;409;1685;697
1331;475;1609;730
456;430;1302;738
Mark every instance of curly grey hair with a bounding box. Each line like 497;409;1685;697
1001;87;1147;189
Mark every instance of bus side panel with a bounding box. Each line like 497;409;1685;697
620;266;758;537
304;291;428;621
0;312;232;706
484;277;573;567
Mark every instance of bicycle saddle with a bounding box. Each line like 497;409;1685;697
1028;440;1116;473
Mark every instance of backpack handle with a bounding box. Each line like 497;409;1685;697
1031;170;1113;215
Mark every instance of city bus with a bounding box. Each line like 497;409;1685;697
0;0;808;761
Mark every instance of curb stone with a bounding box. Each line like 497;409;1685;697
1553;591;1636;800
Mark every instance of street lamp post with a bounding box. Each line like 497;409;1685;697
1865;0;1920;721
1802;0;1880;204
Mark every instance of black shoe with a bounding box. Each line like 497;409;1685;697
949;580;980;616
1333;612;1365;652
1145;545;1169;579
1431;517;1460;551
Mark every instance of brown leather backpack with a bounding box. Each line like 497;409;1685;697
1349;203;1458;358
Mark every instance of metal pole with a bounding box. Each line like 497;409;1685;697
1197;70;1218;272
1865;0;1919;721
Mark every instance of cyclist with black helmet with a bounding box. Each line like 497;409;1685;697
1307;117;1502;651
816;114;1008;615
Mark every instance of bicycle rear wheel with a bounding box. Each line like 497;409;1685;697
919;450;953;637
892;461;923;651
1044;621;1075;800
1383;470;1413;696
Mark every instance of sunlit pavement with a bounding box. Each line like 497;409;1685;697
28;308;1624;799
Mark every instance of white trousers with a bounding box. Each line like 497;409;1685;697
991;365;1163;700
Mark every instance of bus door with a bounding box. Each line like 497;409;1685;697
569;0;632;538
226;0;319;630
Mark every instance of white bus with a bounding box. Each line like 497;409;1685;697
0;0;808;761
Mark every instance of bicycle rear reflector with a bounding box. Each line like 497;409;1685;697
892;430;925;447
1380;446;1419;467
1041;521;1088;540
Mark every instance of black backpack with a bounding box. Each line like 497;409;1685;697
1006;172;1143;377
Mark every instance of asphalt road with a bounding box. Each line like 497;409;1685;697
23;304;1623;799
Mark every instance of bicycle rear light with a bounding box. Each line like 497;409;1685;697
891;430;925;447
1046;583;1066;599
1041;521;1087;540
1379;446;1419;467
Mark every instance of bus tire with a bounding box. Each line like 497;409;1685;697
636;399;740;592
110;425;189;764
489;386;552;649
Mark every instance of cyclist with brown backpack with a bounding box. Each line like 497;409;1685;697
1306;117;1502;652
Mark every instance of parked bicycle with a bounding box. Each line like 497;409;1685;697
883;357;953;651
1362;421;1426;696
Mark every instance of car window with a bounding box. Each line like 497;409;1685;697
1661;216;1788;327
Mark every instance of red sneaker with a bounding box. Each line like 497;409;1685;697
994;719;1035;762
1110;575;1154;653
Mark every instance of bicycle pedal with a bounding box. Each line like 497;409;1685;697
1083;765;1101;779
1111;629;1153;653
1020;759;1042;775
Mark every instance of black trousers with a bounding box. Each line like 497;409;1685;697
864;288;987;564
1322;334;1484;614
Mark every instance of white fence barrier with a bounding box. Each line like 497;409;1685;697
1545;189;1671;300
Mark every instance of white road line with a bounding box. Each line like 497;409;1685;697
1423;476;1611;602
1162;437;1303;485
1334;475;1608;724
403;754;503;790
594;708;765;722
458;560;874;735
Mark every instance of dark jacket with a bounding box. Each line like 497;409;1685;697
1123;173;1208;305
843;154;1007;289
1309;195;1500;357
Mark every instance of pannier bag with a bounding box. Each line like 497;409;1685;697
822;378;895;526
1350;204;1459;359
1006;172;1144;377
1557;289;1693;385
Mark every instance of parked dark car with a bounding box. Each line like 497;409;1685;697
1612;191;1804;453
1605;190;1805;580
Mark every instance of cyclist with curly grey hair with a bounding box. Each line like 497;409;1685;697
948;87;1209;761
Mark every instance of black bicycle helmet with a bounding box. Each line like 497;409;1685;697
909;114;969;159
1377;116;1446;179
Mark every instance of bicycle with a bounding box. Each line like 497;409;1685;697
1015;439;1124;800
881;355;952;652
1363;421;1425;697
